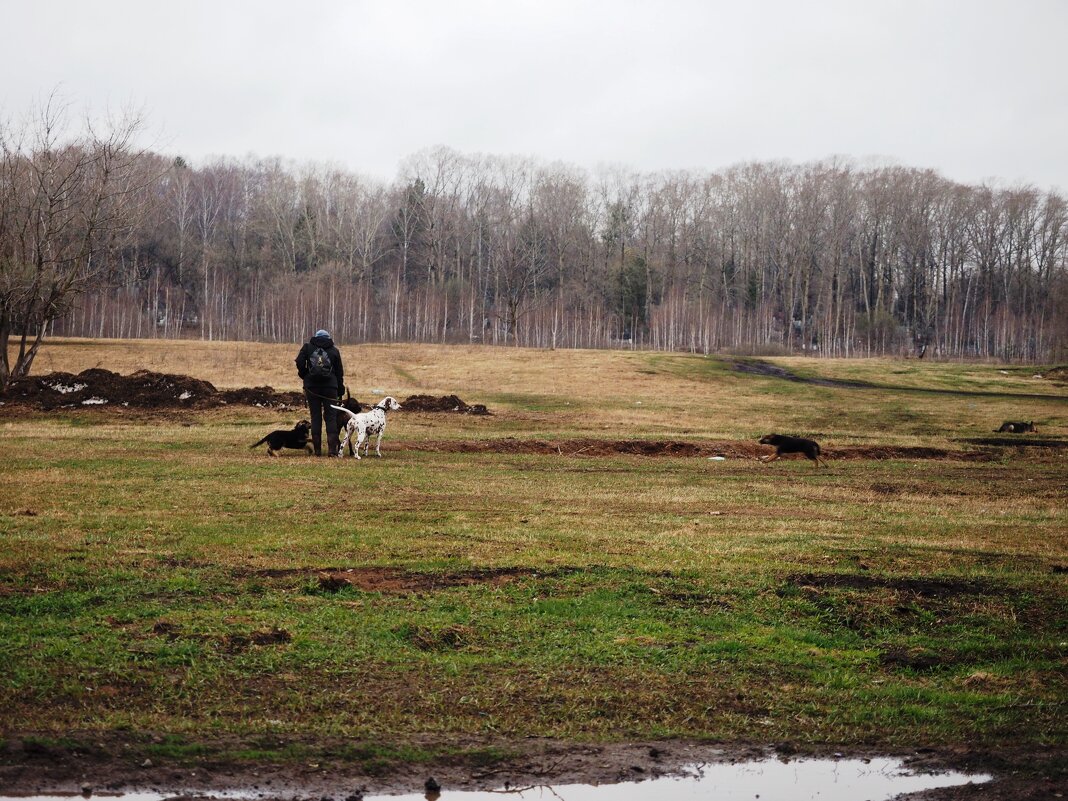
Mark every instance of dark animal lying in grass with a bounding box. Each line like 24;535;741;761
758;433;826;467
250;420;313;456
996;420;1037;433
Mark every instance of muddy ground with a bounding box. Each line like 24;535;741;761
0;734;1062;799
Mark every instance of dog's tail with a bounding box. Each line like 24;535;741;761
331;404;358;421
250;435;269;449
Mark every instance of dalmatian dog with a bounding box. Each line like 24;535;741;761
331;396;402;459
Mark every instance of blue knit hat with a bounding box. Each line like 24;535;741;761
314;329;330;338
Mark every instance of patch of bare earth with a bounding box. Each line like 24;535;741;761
958;436;1067;449
246;565;566;594
410;438;999;461
784;572;999;598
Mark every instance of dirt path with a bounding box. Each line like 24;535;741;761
407;437;1011;461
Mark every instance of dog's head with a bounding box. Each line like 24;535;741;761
340;395;363;414
758;434;780;446
295;419;311;433
376;396;402;412
1025;421;1037;432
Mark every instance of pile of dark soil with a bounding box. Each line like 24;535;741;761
1;368;304;410
218;386;307;407
1;370;491;415
402;393;491;415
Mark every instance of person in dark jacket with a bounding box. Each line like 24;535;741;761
295;329;345;456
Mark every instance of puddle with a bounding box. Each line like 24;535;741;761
2;757;990;801
371;759;989;801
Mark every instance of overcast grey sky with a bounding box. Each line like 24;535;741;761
3;0;1066;190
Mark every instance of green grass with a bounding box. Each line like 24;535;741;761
0;348;1066;765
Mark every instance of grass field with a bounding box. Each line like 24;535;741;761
1;339;1066;775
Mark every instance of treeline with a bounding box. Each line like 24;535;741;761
9;119;1068;360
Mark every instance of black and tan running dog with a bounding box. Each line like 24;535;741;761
758;433;826;467
995;420;1037;433
250;420;313;457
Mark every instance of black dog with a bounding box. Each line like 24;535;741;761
759;433;826;468
250;420;312;457
338;392;363;416
336;393;364;457
996;420;1037;433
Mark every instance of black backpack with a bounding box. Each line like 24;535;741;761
306;345;333;379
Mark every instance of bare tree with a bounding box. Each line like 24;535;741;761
33;130;1066;361
0;96;149;387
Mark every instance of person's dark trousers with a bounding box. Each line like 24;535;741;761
305;388;340;456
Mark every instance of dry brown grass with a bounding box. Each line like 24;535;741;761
14;337;1067;448
19;337;692;396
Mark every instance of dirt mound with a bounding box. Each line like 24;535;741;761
1;369;483;413
0;371;493;414
0;368;233;410
1;368;304;410
402;394;490;415
217;386;306;407
1041;365;1068;382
